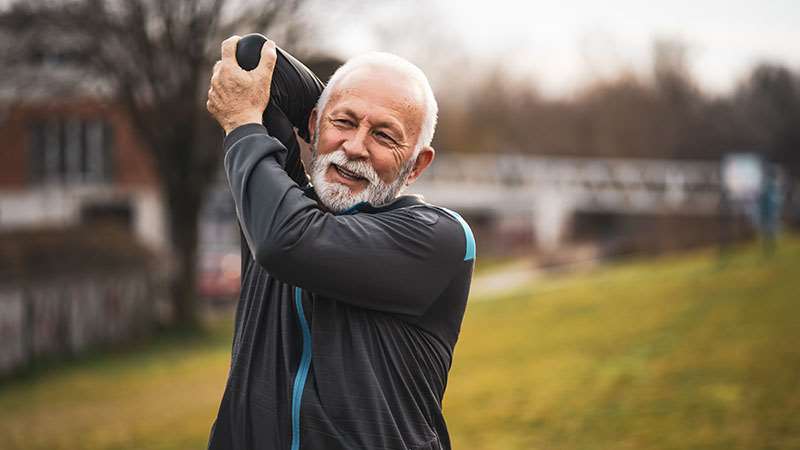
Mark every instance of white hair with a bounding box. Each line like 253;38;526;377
314;52;438;156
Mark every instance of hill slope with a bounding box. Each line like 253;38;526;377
445;237;800;450
0;235;798;450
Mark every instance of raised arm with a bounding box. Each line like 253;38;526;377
223;124;473;317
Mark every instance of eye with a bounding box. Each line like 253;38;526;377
331;118;354;128
374;131;396;144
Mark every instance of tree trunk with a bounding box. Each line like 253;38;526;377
166;191;202;330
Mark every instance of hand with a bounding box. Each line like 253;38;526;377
206;35;277;135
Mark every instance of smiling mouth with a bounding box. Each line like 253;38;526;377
332;164;367;183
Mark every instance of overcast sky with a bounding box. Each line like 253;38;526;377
317;0;800;96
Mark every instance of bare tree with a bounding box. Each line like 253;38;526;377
0;0;311;330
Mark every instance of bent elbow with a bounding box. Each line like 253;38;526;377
253;237;284;272
253;237;303;284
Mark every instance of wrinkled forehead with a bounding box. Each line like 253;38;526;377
325;65;426;129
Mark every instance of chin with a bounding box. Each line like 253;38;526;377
313;178;368;213
324;175;364;195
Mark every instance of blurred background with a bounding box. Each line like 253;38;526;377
0;0;798;449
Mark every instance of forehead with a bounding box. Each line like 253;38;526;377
325;66;425;135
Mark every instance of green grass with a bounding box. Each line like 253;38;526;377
1;235;798;450
0;325;234;450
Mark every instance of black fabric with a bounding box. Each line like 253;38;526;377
263;102;309;188
237;33;325;186
207;124;474;450
267;46;325;144
261;44;324;187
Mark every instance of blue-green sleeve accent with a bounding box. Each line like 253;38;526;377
440;207;476;261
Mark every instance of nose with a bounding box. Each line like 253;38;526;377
342;124;370;160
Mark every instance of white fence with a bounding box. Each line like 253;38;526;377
0;272;157;376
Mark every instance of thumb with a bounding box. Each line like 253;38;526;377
255;39;278;77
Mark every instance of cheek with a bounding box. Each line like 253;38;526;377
317;137;335;155
368;149;402;183
316;127;343;154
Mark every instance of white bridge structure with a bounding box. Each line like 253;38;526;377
411;154;723;251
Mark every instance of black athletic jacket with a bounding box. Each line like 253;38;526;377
207;123;475;450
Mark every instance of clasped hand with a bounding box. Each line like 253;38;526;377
206;35;276;135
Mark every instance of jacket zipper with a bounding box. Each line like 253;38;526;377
290;286;312;450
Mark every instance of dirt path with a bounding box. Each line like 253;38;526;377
468;260;542;301
469;246;603;301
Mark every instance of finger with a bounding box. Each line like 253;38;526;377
255;39;277;75
208;88;222;109
211;73;227;92
210;67;224;88
221;35;240;63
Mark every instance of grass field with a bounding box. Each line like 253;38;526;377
1;235;798;450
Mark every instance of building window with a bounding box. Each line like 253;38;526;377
28;117;114;185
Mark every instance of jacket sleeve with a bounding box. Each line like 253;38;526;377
223;123;471;316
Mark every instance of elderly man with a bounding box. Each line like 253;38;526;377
205;36;475;450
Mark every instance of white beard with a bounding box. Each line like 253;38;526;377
308;138;416;213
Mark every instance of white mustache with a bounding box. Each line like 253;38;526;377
319;150;381;186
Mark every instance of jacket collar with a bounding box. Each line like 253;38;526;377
301;185;426;215
340;194;426;215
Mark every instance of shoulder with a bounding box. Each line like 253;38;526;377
396;203;476;262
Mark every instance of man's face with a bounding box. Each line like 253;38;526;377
308;67;427;212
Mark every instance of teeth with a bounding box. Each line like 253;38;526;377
336;165;362;180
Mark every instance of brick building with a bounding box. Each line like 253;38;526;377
0;96;167;251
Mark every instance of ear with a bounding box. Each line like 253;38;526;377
307;108;318;142
404;146;435;186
